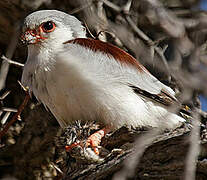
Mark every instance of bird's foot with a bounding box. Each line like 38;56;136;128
65;142;80;152
65;128;108;155
86;128;107;155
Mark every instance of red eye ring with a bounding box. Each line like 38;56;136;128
41;21;56;33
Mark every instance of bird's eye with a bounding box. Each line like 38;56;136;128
41;21;56;32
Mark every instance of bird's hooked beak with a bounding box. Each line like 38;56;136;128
20;28;47;45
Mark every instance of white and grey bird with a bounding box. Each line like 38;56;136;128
21;10;184;135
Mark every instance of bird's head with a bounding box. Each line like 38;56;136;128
21;10;86;49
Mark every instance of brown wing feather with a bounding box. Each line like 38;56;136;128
64;38;148;73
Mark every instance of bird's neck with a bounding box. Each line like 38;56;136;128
27;41;63;66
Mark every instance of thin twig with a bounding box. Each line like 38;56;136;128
122;0;132;13
1;55;24;67
50;162;63;174
69;1;94;14
0;23;20;91
84;21;96;39
0;91;10;100
154;46;171;81
0;90;30;139
1;107;17;113
96;0;107;41
184;109;200;180
102;0;121;13
124;15;153;44
1;112;11;125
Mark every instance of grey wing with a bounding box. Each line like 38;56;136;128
124;67;178;106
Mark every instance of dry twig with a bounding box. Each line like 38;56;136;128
184;109;200;180
0;87;30;139
1;55;24;68
0;23;20;91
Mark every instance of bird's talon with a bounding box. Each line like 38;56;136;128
65;142;80;152
86;129;107;155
